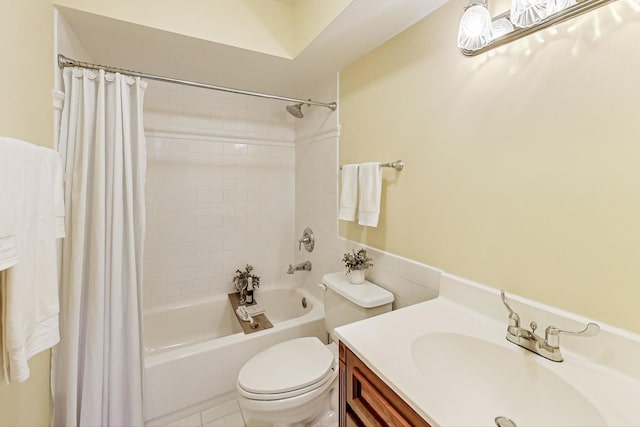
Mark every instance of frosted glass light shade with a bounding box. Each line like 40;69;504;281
457;5;493;51
492;17;515;38
550;0;577;13
510;0;553;27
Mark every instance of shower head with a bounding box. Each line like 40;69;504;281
286;99;337;118
286;103;304;119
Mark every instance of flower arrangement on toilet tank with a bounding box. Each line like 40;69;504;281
342;249;373;285
342;248;373;272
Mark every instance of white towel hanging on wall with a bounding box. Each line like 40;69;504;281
358;162;382;227
0;139;19;271
0;137;65;383
339;164;359;221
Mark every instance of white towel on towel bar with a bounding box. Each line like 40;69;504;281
338;164;359;221
358;162;382;227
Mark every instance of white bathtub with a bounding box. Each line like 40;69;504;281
144;287;326;422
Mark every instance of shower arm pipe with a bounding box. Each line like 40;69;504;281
57;54;337;111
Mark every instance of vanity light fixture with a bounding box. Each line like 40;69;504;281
457;0;494;50
510;0;554;28
458;0;618;56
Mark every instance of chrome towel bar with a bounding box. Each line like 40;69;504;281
339;160;404;171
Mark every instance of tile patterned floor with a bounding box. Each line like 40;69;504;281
167;399;245;427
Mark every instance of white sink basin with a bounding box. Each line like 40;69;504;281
335;277;640;427
411;332;607;426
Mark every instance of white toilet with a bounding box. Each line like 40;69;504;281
236;272;394;427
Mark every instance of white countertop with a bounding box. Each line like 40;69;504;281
335;274;640;427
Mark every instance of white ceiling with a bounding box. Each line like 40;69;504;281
58;0;448;100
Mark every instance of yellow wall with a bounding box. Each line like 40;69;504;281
0;1;54;425
0;1;54;147
340;0;640;333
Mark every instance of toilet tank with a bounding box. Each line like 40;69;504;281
322;272;394;343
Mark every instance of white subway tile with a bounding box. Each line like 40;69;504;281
247;190;269;202
153;284;183;299
210;178;236;191
223;166;247;179
196;214;223;227
196;239;224;254
223;190;247;202
196;190;223;203
223;237;247;251
145;96;297;304
144;272;167;288
209;153;236;167
193;253;216;267
194;204;215;216
167;268;197;284
197;265;223;279
181;280;212;296
223;212;248;227
235;178;260;191
223;143;247;155
184;177;210;191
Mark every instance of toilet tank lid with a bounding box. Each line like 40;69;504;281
322;272;394;308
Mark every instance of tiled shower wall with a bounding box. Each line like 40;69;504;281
142;81;297;307
293;77;343;292
142;76;442;309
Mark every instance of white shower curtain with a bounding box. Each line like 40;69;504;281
53;67;147;426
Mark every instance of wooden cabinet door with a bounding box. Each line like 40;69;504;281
339;342;430;427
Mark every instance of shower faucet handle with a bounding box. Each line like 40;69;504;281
298;237;308;250
298;228;315;252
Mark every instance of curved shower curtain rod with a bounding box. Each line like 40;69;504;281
57;54;338;112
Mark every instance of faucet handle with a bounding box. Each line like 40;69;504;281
500;290;521;327
545;322;600;348
298;237;309;251
298;228;315;252
500;290;515;315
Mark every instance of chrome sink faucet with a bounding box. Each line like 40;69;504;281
500;291;600;362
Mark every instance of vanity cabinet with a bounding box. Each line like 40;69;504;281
339;342;431;427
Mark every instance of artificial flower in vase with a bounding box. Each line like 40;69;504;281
233;264;261;303
342;248;373;285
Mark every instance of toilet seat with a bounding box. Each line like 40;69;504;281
238;367;336;401
237;337;335;401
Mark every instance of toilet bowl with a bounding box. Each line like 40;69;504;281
237;273;394;426
237;337;338;426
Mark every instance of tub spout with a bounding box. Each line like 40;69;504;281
287;261;312;274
